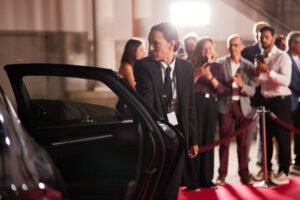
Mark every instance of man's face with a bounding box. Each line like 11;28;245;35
291;37;300;54
278;38;286;51
184;38;197;57
229;37;244;57
255;23;268;42
148;30;173;62
259;31;275;50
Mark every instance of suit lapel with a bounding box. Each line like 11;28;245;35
151;60;164;96
224;56;232;81
175;58;183;108
291;56;300;75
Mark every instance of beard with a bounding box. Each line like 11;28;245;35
261;42;272;50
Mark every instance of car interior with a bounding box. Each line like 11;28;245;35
20;75;143;199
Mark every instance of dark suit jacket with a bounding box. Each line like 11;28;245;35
134;56;197;150
242;43;264;107
241;43;261;64
289;54;300;111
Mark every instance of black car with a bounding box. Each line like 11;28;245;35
0;86;66;199
4;63;184;200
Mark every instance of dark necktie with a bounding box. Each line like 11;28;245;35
164;66;172;106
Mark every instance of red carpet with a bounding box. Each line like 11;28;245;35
178;177;300;200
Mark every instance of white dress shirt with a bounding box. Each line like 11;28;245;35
161;59;178;111
258;46;292;97
231;62;240;101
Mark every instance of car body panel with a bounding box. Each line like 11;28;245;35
0;86;66;199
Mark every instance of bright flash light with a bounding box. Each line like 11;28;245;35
5;137;10;146
170;2;210;26
38;182;46;189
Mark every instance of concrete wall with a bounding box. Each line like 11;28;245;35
0;0;263;63
0;0;272;106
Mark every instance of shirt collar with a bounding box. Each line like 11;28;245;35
264;45;278;58
160;57;176;71
292;55;299;61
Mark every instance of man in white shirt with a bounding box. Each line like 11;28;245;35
287;31;300;175
256;26;292;185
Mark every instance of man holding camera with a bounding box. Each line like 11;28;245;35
255;26;292;185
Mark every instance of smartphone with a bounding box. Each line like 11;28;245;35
255;54;264;63
200;56;208;66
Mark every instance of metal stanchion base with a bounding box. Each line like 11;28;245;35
253;180;276;188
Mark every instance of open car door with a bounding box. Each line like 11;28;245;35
5;63;184;200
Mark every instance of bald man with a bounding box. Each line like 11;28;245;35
216;35;256;185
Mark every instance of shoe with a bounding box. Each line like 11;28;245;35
206;182;217;188
216;176;226;186
256;161;262;167
292;164;300;170
271;171;289;185
185;187;200;192
240;173;253;184
290;164;300;176
181;186;187;190
253;169;274;181
199;182;217;188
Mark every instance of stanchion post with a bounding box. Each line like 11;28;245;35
261;106;268;182
253;106;273;188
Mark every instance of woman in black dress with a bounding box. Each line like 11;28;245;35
192;37;227;188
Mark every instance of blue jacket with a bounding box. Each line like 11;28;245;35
289;54;300;111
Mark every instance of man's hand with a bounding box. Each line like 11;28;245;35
188;145;199;158
256;60;270;74
233;73;244;88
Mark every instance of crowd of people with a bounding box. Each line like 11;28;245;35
116;21;300;200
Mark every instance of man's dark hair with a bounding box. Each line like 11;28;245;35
286;31;300;51
150;22;180;51
259;26;275;36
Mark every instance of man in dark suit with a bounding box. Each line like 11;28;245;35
242;21;269;107
287;31;300;175
242;21;269;63
134;22;198;200
242;21;269;167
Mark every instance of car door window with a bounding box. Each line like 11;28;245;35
23;76;128;128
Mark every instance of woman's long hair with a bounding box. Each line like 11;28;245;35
120;38;143;66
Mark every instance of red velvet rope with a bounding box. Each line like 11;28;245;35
268;112;300;135
197;114;258;153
